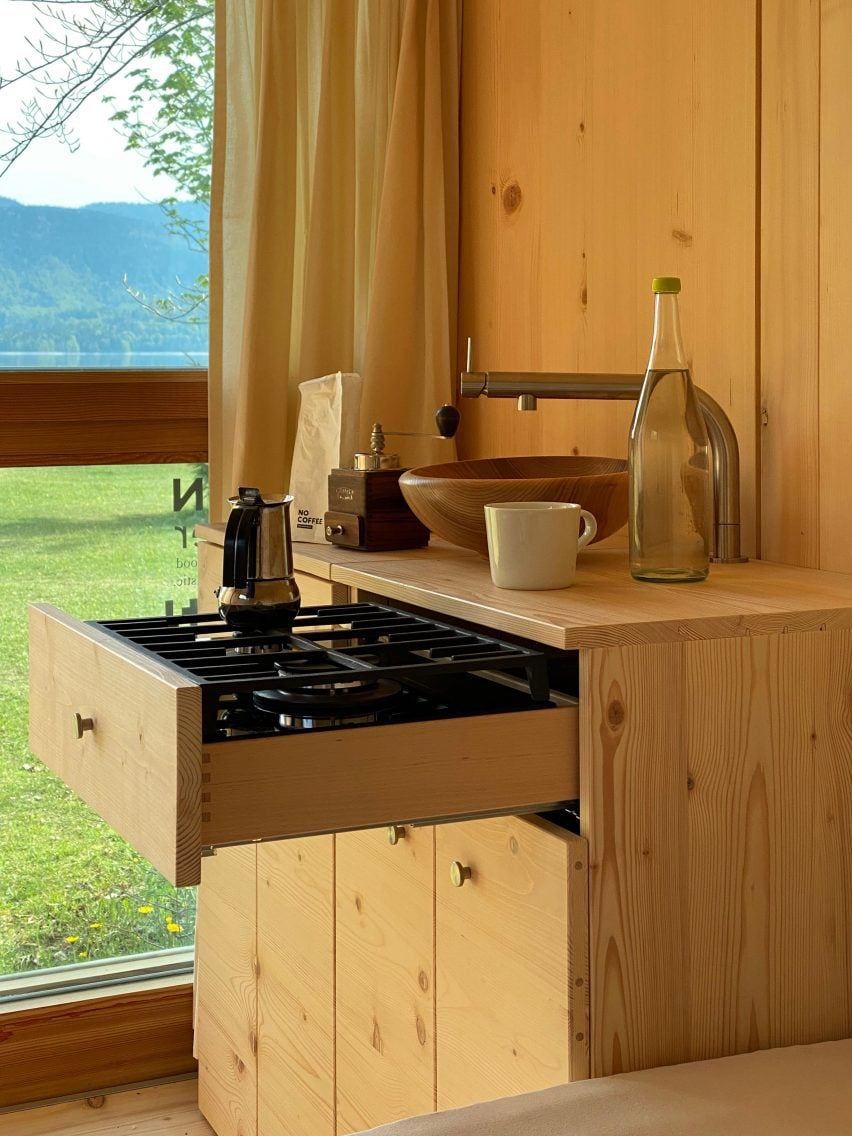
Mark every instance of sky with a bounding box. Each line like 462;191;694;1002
0;0;180;207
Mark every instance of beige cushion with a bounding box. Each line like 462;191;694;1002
357;1040;852;1136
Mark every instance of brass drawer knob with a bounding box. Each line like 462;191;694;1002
450;861;472;887
74;712;95;740
387;825;406;845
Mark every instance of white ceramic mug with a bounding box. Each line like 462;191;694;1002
484;501;598;590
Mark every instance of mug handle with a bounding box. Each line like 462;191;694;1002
577;509;598;549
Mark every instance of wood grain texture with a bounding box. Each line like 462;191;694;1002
581;642;689;1075
760;0;820;567
322;541;852;650
336;826;435;1132
27;604;203;887
197;539;224;615
195;846;257;1136
257;837;335;1136
0;987;196;1110
0;375;207;466
399;455;627;554
0;1080;212;1136
818;0;852;572
201;706;579;846
435;816;586;1108
581;631;852;1076
458;0;757;556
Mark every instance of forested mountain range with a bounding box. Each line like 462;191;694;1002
0;197;209;355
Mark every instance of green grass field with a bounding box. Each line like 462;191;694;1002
0;464;205;975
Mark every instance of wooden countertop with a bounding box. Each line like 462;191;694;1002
196;523;852;650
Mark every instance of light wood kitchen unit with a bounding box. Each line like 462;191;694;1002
28;534;852;1133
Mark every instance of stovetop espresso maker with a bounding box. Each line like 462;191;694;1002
217;487;301;631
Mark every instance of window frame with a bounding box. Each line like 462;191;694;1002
1;366;207;1107
0;368;208;467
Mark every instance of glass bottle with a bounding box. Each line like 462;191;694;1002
628;277;712;582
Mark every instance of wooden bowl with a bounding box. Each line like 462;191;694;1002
399;455;628;555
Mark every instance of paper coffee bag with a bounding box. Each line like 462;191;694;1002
289;371;363;543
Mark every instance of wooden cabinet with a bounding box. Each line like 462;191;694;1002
336;825;435;1133
257;837;336;1136
435;816;588;1109
197;816;588;1136
195;845;258;1136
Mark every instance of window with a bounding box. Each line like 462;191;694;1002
0;0;212;1014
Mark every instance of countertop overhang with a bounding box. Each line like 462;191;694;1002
196;523;852;650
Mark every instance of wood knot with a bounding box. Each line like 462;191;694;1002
687;775;695;791
372;1017;384;1054
418;969;430;992
86;1097;107;1110
502;181;522;214
355;894;363;913
607;700;625;728
672;228;693;246
509;836;519;854
416;1015;427;1045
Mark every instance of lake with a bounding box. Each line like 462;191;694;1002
0;350;208;369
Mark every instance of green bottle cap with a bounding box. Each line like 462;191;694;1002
652;276;681;294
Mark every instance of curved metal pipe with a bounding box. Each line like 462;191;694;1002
460;369;746;563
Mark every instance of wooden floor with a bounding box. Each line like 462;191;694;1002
0;1080;214;1135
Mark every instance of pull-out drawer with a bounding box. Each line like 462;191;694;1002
28;603;580;887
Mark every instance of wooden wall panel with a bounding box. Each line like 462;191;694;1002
818;0;852;572
458;0;757;555
760;1;820;568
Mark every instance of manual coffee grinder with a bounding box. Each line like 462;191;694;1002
324;405;459;552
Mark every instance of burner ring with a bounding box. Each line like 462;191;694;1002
253;677;403;717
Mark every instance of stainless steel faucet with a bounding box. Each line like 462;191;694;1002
460;346;746;563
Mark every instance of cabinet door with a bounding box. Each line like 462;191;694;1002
435;815;589;1110
196;844;258;1136
336;825;435;1134
258;837;336;1136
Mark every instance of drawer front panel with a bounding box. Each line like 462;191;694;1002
201;704;579;848
28;603;203;887
29;604;579;887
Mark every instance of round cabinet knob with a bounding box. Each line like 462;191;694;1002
449;861;472;888
74;712;94;740
387;825;406;845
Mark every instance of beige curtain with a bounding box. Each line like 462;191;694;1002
209;0;461;522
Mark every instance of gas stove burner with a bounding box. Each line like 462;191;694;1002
253;676;404;722
93;601;554;741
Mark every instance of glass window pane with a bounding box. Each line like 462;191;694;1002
0;1;211;369
1;463;207;975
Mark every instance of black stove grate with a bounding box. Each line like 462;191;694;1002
91;603;552;740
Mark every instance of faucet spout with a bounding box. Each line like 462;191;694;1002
460;368;746;563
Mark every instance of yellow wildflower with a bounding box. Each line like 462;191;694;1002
137;905;153;914
166;922;183;933
78;951;88;958
89;922;102;929
65;935;79;943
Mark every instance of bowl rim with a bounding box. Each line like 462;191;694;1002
400;454;629;480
